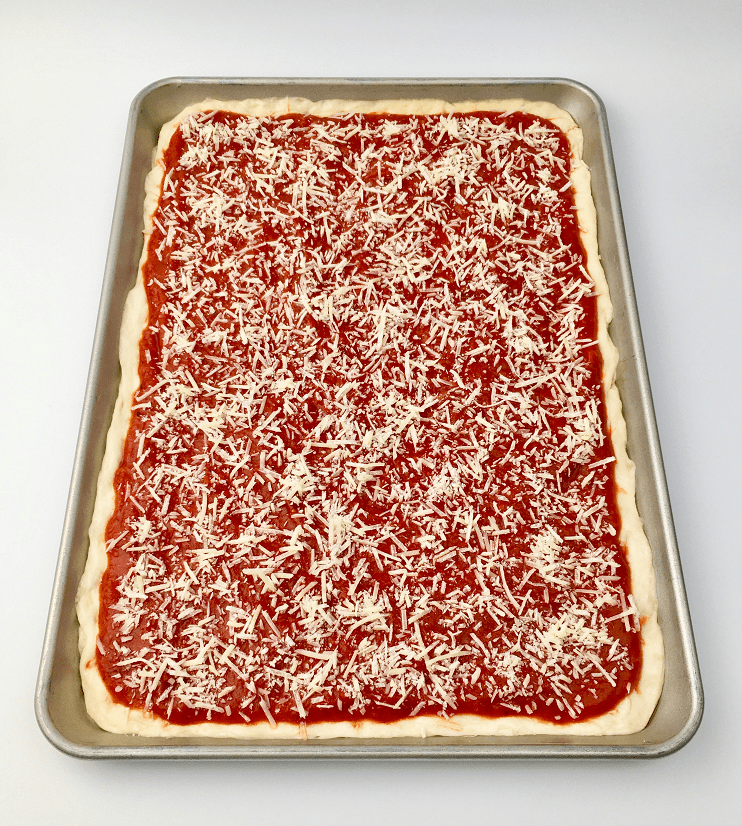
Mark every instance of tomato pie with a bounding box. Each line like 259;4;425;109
77;97;664;737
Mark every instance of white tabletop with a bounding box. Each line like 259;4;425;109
2;1;740;822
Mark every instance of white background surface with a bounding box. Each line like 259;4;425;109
1;1;740;823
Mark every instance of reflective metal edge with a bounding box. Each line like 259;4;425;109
35;77;703;759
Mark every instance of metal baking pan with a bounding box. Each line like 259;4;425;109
35;77;703;758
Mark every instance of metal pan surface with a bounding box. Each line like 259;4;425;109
35;77;703;758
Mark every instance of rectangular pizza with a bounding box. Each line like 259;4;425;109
76;96;664;738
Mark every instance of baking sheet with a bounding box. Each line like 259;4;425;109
35;77;703;758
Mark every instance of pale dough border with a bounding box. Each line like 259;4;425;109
77;97;664;739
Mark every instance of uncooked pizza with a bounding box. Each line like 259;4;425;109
76;97;664;738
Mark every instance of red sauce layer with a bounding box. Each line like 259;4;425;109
97;109;641;728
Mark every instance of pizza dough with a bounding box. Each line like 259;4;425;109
77;97;664;738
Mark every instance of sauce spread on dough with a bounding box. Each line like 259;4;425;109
97;110;642;728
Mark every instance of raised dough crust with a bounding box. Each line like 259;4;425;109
77;97;664;738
